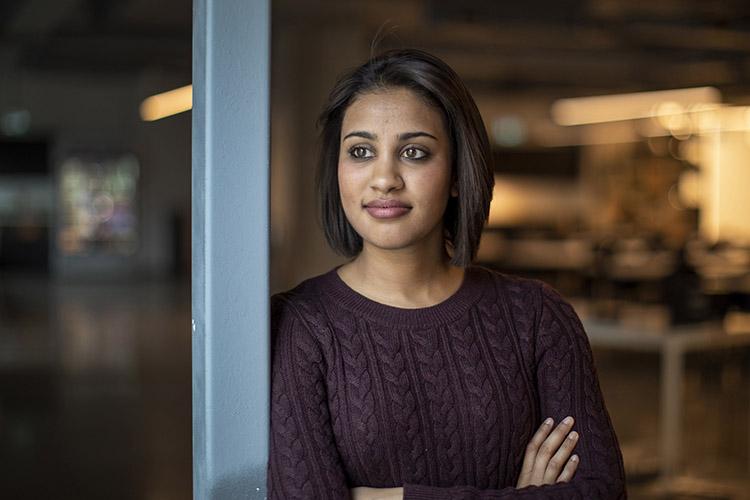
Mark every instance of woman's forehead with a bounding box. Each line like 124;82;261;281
341;88;445;136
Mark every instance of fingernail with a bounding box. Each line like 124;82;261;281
563;416;573;424
568;431;578;440
544;417;553;426
571;455;579;462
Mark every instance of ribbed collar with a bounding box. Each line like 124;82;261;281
319;264;489;328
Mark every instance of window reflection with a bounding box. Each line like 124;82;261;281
58;154;139;256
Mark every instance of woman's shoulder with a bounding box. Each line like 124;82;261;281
483;266;579;316
270;267;338;332
474;265;580;329
473;264;549;305
475;267;586;357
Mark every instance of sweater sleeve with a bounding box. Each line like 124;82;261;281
266;294;352;500
402;282;627;499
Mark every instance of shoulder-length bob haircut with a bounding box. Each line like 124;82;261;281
315;48;494;267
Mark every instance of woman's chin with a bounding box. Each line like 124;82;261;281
356;223;443;253
358;232;421;250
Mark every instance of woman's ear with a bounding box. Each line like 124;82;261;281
450;181;459;197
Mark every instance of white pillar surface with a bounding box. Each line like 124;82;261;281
193;0;270;498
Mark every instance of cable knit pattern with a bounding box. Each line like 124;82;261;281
267;264;627;499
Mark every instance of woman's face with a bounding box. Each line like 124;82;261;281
338;87;457;254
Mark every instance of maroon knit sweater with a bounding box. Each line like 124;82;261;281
267;264;627;499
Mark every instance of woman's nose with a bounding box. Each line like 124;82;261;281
369;155;403;193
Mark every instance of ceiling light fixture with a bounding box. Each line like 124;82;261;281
550;86;721;126
140;84;192;122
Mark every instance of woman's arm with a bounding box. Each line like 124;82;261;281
355;415;580;500
530;282;626;497
398;281;627;499
266;294;352;500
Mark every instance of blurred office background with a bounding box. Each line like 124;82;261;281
2;0;750;498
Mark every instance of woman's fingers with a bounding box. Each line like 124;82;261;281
531;416;576;484
517;416;578;486
556;454;579;483
516;416;581;488
542;430;579;483
517;417;554;487
351;486;404;500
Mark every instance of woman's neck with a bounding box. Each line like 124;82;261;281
336;246;465;309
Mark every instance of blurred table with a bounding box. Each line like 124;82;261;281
582;318;750;481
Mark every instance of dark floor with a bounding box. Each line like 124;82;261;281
0;274;192;500
0;275;748;499
598;347;750;500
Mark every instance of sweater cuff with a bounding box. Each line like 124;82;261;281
403;484;439;499
403;483;480;500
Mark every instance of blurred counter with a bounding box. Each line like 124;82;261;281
581;316;750;482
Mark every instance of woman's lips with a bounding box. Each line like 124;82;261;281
364;206;412;219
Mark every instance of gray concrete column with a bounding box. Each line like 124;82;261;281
193;0;270;498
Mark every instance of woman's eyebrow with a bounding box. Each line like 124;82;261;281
399;131;437;141
342;130;438;141
343;130;376;141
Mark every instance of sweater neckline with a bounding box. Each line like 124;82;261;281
320;264;488;327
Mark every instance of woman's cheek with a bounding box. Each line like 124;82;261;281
416;164;451;194
337;165;362;214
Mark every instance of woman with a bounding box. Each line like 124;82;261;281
267;48;626;499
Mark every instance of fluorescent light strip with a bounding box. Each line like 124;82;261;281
551;86;721;126
140;84;193;121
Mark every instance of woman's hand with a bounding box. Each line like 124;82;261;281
350;417;578;496
516;416;580;488
350;486;403;500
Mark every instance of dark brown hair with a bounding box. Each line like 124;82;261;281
315;48;494;267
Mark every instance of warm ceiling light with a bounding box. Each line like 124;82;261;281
140;84;192;121
550;86;721;126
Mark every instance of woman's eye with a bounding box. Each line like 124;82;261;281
402;147;427;160
349;146;373;159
